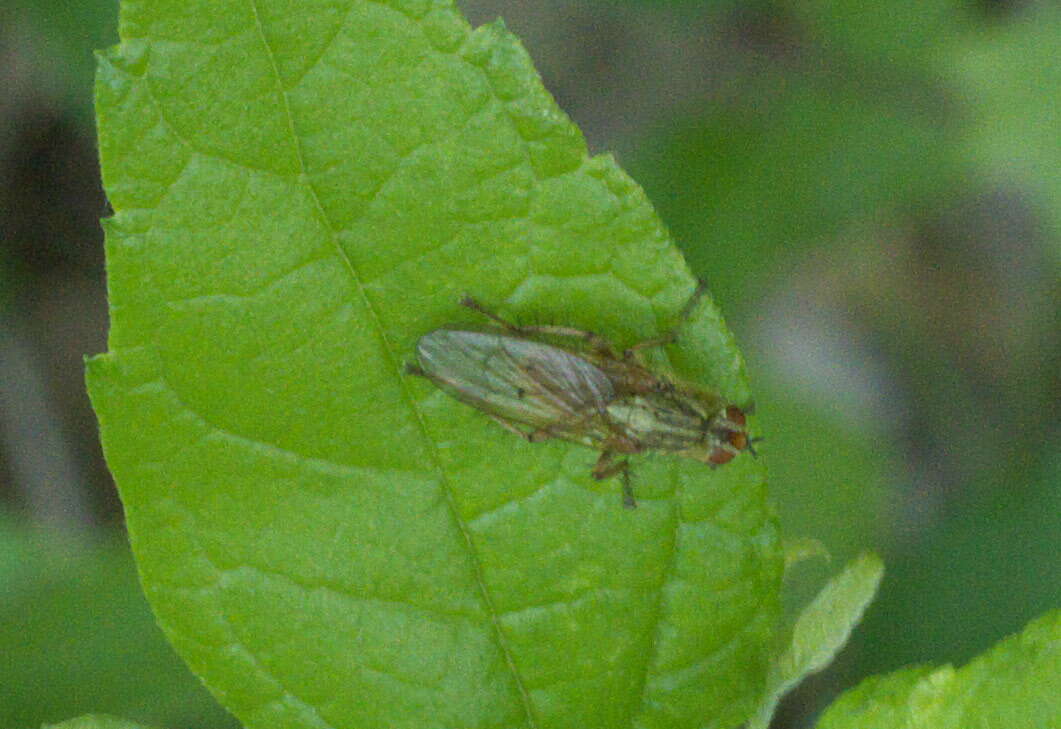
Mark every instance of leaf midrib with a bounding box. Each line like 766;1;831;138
244;1;539;725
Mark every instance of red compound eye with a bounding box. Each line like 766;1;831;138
728;431;748;451
725;405;746;427
709;447;736;465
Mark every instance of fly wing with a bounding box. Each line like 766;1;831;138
415;329;615;429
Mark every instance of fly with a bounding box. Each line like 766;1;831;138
405;282;757;508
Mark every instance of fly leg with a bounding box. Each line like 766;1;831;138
460;295;618;357
486;414;553;443
592;450;636;509
459;295;521;329
622;279;708;359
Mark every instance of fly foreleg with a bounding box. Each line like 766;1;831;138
622;279;708;359
592;450;636;509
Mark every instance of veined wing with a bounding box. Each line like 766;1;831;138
414;329;615;429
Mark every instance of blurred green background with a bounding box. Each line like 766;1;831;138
0;0;1057;727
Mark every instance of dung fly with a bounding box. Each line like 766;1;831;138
406;282;756;508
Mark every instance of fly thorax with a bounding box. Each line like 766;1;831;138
606;395;705;451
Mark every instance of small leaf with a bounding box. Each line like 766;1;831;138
88;1;782;728
44;716;159;729
783;536;830;571
816;609;1061;728
749;552;884;729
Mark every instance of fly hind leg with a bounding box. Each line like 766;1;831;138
487;414;553;443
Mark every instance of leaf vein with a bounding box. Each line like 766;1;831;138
629;501;681;727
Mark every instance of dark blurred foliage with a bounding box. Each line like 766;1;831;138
0;517;239;728
1;0;1057;727
1;0;237;726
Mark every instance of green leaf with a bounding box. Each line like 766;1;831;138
816;609;1061;728
87;2;781;728
45;716;161;729
748;552;884;729
782;536;829;571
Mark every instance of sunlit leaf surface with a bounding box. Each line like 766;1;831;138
87;2;781;727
